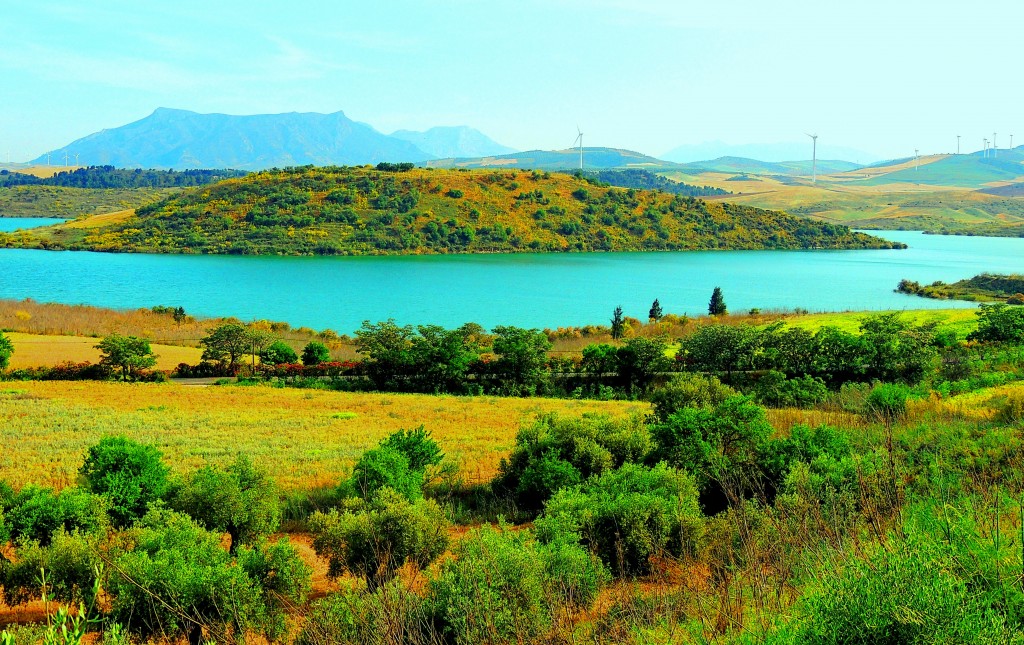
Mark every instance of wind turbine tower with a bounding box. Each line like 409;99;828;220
573;127;584;171
956;135;961;155
63;152;69;167
983;139;988;158
806;133;818;183
914;149;919;171
46;152;51;166
74;153;80;166
993;132;997;158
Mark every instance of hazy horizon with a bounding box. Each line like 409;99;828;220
3;1;1021;163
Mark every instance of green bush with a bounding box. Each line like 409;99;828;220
0;332;13;371
350;446;423;502
4;486;106;546
493;413;652;514
866;382;910;422
378;426;443;472
649;373;736;421
310;490;449;589
2;529;101;606
296;581;427;645
753;371;829;408
260;340;298;365
79;436;170;528
426;525;604;645
302;340;332;366
236;538;313;640
536;463;703;576
171;455;281;552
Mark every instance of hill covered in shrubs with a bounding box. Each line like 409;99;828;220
2;165;903;255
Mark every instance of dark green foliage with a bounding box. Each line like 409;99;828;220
4;486;106;546
79;436;170;528
355;321;484;393
354;320;414;388
108;509;303;645
859;313;937;384
536;463;703;576
260;340;298;365
378;426;443;472
351;447;424;502
426;525;605;645
649;373;737;421
0;166;245;188
1;529;102;606
494;413;653;513
753;370;829;408
199;323;251;371
967;302;1024;343
610;305;625;340
581;343;618;374
236;538;313;639
0;332;12;370
490;325;552;396
583;169;729;197
301;340;332;366
310;490;449;589
866;382;910;422
615;336;671;394
171;455;281;552
708;286;727;316
648;298;663;322
95;334;157;381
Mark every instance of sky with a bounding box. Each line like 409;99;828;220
2;0;1021;163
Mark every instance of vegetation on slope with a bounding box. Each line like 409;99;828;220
0;165;902;255
0;166;245;189
897;273;1024;302
583;168;729;197
0;185;180;218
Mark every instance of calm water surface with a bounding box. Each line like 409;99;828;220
1;221;1022;331
0;218;67;233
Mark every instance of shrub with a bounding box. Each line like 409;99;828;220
754;371;829;408
302;340;332;366
350;446;423;502
649;373;736;421
378;426;443;472
4;486;106;546
172;455;281;552
493;413;652;514
426;525;603;645
0;332;12;371
236;538;313;640
296;581;427;645
536;463;703;576
997;390;1024;425
866;382;910;422
79;437;170;528
260;340;298;365
310;490;449;589
2;529;102;606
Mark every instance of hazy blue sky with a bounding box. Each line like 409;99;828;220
2;1;1020;162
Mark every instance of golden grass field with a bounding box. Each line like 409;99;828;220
5;332;202;370
0;381;647;491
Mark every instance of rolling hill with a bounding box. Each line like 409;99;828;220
1;167;902;255
426;148;677;170
30;109;517;171
662;140;877;164
680;156;862;176
847;149;1024;188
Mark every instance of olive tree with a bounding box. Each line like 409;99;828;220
96;333;157;380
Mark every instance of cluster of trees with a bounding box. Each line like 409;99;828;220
0;166;246;188
580;168;730;197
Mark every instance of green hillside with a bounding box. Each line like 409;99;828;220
426;147;676;170
0;185;181;218
0;166;902;255
682;157;861;176
852;150;1024;188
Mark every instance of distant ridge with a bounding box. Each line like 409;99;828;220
391;126;515;159
30;109;517;171
680;156;862;176
663;140;877;165
426;147;679;170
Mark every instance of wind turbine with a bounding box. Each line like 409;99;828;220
74;153;80;166
956;135;961;155
993;132;998;158
983;138;988;158
1011;134;1015;150
63;152;69;167
46;152;51;166
914;149;919;171
806;133;818;183
572;126;584;171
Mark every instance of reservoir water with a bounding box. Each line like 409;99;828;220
1;220;1022;332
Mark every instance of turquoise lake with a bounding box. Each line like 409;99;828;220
1;221;1022;332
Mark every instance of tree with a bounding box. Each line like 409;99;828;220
708;287;727;316
172;455;281;553
79;436;170;528
245;328;276;370
615;336;671;394
967;303;1024;344
354;320;416;388
611;306;625;340
408;324;484;393
261;340;298;365
301;340;331;366
0;331;13;370
491;326;552;396
172;306;187;326
200;323;250;371
649;299;664;322
95;333;158;381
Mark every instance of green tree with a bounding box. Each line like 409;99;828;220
708;286;727;316
611;305;625;340
172;455;281;553
172;306;187;325
354;320;416;388
244;328;276;371
301;340;331;365
648;298;663;322
967;303;1024;344
0;331;13;370
409;324;484;393
200;323;250;371
491;326;553;396
615;336;671;394
79;436;170;528
95;333;157;381
260;340;298;364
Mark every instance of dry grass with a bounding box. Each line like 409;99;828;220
61;209;135;229
5;332;202;370
0;381;648;491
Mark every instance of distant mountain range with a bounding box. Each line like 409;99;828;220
663;140;879;165
426;148;675;171
679;156;862;176
31;108;515;171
